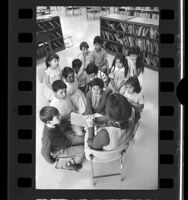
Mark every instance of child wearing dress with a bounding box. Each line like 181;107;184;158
62;67;86;115
39;106;84;171
126;47;144;86
84;93;136;150
124;76;144;123
41;53;62;102
89;36;110;75
78;41;92;69
85;63;109;90
72;59;89;94
108;54;130;95
85;78;109;115
50;80;84;136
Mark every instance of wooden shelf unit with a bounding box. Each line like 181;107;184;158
100;14;159;70
36;16;65;58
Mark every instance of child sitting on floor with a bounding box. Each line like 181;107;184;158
78;41;92;69
126;47;144;87
62;67;86;114
72;58;89;94
89;36;110;74
41;53;62;102
50;80;84;136
85;63;109;90
108;54;130;95
39;106;84;171
124;76;144;123
84;93;136;150
85;78;109;116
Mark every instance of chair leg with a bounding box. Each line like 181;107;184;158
120;150;126;182
89;154;95;186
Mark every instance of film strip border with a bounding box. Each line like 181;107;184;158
8;1;182;200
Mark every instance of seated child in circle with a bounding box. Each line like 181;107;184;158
124;76;144;123
62;67;86;115
108;54;130;95
41;53;62;102
50;80;84;136
78;41;92;69
89;36;110;74
39;106;84;171
72;58;90;94
84;93;136;150
126;47;144;87
85;78;109;116
85;63;108;90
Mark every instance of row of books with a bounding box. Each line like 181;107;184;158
101;21;158;39
134;25;159;39
144;53;159;68
37;20;61;31
135;38;159;55
49;31;63;40
51;39;64;49
103;41;122;54
101;31;159;54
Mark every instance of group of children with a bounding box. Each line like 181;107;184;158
39;35;144;171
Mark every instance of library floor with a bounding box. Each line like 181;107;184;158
36;8;158;189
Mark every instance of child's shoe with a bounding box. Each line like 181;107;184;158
65;161;79;172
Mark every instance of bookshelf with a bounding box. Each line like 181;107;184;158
100;14;159;71
36;16;65;58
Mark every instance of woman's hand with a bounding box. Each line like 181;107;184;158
84;115;94;128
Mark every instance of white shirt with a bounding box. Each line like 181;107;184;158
50;95;75;120
124;90;144;105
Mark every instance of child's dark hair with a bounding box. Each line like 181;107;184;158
39;106;59;123
52;80;67;92
128;46;141;56
106;93;132;129
136;52;144;73
93;36;103;45
126;76;141;93
62;67;74;79
111;54;129;78
91;78;104;90
72;59;82;70
45;53;59;68
80;41;89;50
85;63;98;75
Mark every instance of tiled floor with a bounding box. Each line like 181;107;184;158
36;7;158;189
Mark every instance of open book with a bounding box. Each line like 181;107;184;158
71;112;104;127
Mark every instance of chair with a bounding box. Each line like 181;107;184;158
85;121;139;186
86;7;102;20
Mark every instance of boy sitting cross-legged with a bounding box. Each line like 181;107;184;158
39;106;84;171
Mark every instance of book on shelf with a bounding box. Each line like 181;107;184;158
104;31;110;40
48;21;56;28
119;23;126;32
53;20;60;27
56;31;62;37
109;32;115;41
109;23;116;30
101;30;106;39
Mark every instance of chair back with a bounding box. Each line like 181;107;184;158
84;132;129;163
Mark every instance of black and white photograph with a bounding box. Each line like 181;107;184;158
36;6;159;189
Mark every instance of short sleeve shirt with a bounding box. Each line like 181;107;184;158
90;48;107;68
124;90;144;105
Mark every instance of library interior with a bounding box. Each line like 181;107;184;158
36;6;159;189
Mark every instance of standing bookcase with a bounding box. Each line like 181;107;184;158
100;14;159;71
37;16;65;58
